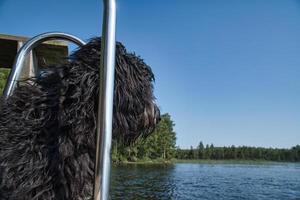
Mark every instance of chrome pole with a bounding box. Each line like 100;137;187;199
93;0;116;199
3;32;86;98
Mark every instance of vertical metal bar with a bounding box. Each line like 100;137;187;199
93;0;116;200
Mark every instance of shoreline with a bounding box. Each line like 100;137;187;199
113;159;298;165
173;159;286;165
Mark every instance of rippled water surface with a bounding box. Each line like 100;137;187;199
110;163;300;200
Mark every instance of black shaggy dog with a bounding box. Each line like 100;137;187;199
0;38;160;199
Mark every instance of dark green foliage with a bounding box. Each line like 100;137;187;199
197;141;205;159
176;142;300;162
112;113;177;163
0;68;10;95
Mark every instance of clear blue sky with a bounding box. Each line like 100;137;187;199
1;0;299;148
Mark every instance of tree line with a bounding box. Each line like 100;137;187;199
112;111;300;163
176;142;300;162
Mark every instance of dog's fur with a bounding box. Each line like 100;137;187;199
0;38;160;199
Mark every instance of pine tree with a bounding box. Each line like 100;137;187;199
197;141;205;159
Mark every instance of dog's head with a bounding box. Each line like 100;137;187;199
113;42;161;143
67;38;160;144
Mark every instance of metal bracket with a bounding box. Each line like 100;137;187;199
3;32;86;98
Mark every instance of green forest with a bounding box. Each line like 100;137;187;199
112;112;300;163
0;68;299;163
176;143;300;162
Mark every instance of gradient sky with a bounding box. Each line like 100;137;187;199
0;0;299;148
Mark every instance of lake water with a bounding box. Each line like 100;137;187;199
110;163;300;200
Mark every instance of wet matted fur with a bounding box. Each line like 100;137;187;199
0;38;160;199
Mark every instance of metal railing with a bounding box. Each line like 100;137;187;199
3;32;86;98
94;0;116;200
3;1;117;199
